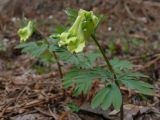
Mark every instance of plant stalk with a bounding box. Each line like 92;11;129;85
36;29;63;78
120;102;123;120
91;34;116;79
52;51;63;78
91;34;123;120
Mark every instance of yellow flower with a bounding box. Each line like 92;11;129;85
17;21;35;42
58;9;99;53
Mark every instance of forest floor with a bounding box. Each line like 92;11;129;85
0;0;160;120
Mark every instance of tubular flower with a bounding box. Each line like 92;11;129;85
17;21;35;42
58;9;99;53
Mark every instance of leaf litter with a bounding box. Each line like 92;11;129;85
0;0;160;120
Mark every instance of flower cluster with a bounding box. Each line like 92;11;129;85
58;9;99;53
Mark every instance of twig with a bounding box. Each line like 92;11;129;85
127;0;160;8
144;1;160;7
134;55;160;71
0;106;8;118
58;112;69;120
79;109;110;120
16;88;26;103
48;105;59;120
129;53;160;61
34;107;52;117
142;56;160;69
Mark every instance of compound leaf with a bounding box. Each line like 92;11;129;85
124;72;148;78
111;83;122;111
73;80;92;96
91;87;110;109
120;79;154;95
16;41;48;58
110;58;133;71
101;87;112;110
63;67;112;96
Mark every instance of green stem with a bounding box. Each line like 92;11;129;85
120;102;123;120
36;29;63;78
52;51;63;78
91;34;123;120
91;34;116;80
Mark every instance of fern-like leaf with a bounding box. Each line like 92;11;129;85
63;67;112;95
91;83;122;111
110;58;133;71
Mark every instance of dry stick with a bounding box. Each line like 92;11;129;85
48;105;59;120
34;107;53;117
0;105;8;118
127;0;160;7
58;112;69;120
91;34;124;120
16;88;26;103
142;56;160;70
36;29;63;78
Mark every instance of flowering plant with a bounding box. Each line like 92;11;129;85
17;9;154;120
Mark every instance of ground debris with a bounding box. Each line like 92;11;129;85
0;0;160;120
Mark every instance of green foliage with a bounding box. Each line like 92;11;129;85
16;41;55;64
48;38;101;68
65;8;78;22
32;64;50;74
119;77;153;95
16;34;100;67
91;83;122;111
53;25;66;34
16;41;46;57
67;102;80;113
110;58;133;71
111;83;122;110
58;51;101;69
50;25;66;39
63;58;153;110
91;85;111;110
63;67;112;96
